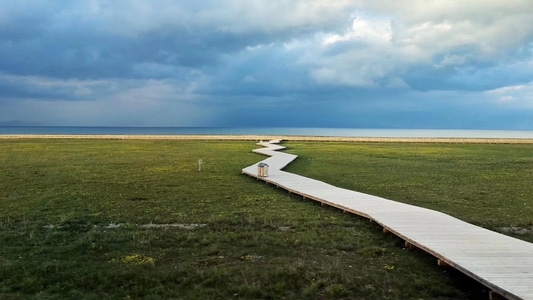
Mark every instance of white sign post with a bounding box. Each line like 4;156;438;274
198;159;203;171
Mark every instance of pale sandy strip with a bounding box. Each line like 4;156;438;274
0;134;282;141
1;134;533;144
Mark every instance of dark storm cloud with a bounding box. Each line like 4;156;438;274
1;1;533;128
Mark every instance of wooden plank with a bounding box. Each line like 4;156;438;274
243;140;533;300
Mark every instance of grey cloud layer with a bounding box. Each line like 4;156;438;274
1;1;532;127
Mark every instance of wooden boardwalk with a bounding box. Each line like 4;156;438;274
242;141;533;300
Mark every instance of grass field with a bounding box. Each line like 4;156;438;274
284;142;533;243
1;139;529;299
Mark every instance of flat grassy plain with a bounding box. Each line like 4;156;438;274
284;142;533;243
0;139;527;299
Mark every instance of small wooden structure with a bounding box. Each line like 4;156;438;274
257;162;269;177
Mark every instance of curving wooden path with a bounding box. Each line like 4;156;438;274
242;140;533;300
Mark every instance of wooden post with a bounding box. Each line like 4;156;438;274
489;291;507;300
404;241;415;250
437;259;450;267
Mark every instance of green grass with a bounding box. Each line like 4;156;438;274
284;142;533;242
0;139;516;299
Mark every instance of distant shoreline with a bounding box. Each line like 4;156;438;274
2;134;533;144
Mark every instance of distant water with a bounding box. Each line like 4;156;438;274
2;126;533;138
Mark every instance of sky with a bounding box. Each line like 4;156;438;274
1;1;533;129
